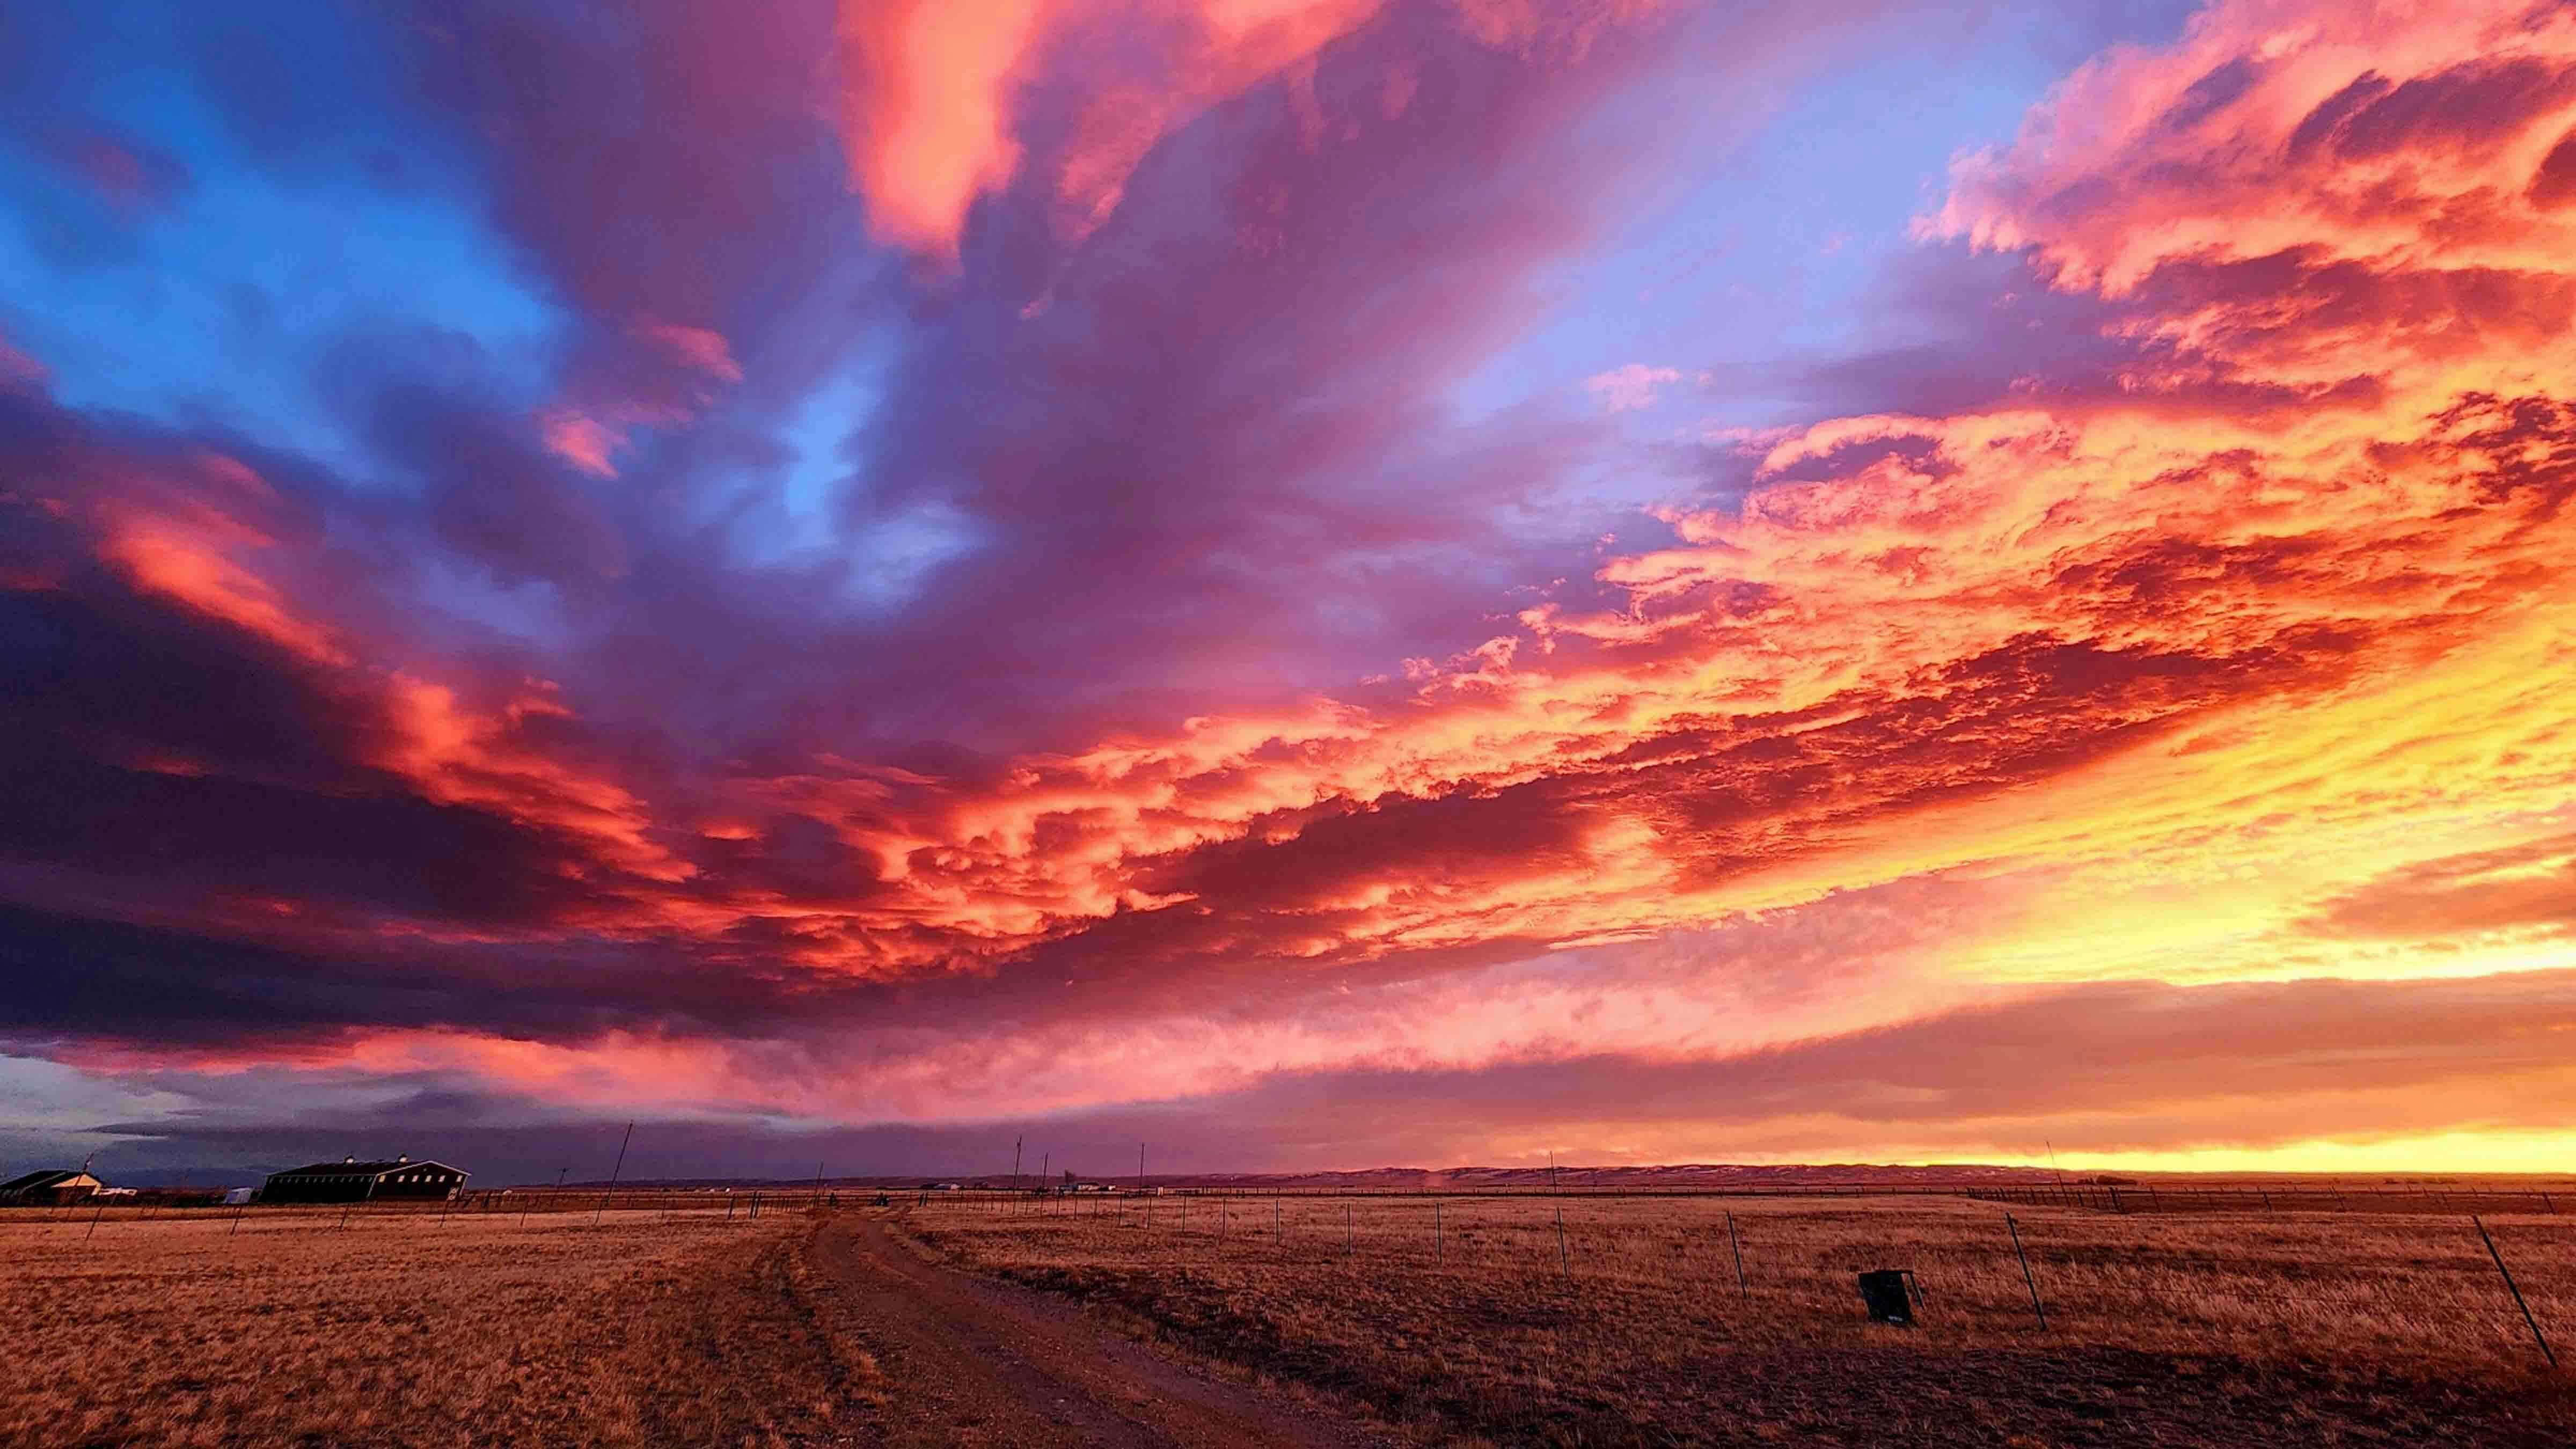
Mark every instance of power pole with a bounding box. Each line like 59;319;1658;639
595;1122;634;1222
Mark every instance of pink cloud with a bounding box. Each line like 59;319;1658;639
537;409;625;478
1583;362;1683;411
1926;0;2576;295
831;0;1686;255
533;320;742;477
0;335;47;392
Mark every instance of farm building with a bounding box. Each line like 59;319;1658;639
0;1169;102;1204
261;1155;469;1204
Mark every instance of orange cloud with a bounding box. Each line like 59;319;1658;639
685;0;2576;1002
836;0;1052;255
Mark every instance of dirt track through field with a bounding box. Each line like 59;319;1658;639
811;1213;1395;1448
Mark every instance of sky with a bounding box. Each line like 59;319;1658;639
5;0;2576;1187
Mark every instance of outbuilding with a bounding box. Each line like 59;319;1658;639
261;1155;469;1204
0;1169;102;1204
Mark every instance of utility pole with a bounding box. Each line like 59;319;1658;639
1012;1136;1023;1194
595;1122;634;1222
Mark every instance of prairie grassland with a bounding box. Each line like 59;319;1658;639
902;1192;2576;1446
0;1205;879;1449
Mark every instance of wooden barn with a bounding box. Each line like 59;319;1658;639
261;1155;469;1204
0;1169;103;1204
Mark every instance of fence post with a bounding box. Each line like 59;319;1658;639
2475;1216;2557;1370
1345;1202;1352;1256
2007;1214;2047;1331
1435;1199;1443;1268
1274;1196;1281;1248
1554;1204;1570;1278
1726;1210;1747;1300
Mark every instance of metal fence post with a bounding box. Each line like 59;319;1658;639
2476;1216;2557;1370
2007;1214;2046;1330
1727;1210;1747;1300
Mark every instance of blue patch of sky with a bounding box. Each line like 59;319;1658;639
705;338;987;610
1446;0;2201;512
773;361;886;557
0;1;568;484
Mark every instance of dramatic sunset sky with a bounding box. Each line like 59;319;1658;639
6;0;2575;1184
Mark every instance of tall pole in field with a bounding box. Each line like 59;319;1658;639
2006;1214;2047;1331
1138;1142;1146;1194
2476;1217;2557;1368
596;1122;634;1223
1012;1137;1023;1195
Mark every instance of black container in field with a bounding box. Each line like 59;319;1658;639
1857;1269;1915;1324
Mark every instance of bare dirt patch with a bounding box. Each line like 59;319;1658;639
808;1213;1397;1447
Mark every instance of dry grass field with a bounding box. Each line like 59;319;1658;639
0;1202;882;1449
899;1191;2576;1446
10;1190;2573;1447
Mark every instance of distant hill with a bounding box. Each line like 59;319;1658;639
579;1162;2085;1191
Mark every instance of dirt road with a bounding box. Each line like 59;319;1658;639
809;1214;1397;1448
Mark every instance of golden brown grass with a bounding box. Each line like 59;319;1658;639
902;1192;2576;1446
0;1204;883;1449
